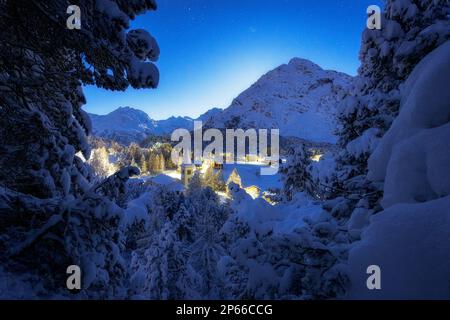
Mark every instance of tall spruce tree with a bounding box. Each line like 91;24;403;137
0;0;160;197
0;0;160;297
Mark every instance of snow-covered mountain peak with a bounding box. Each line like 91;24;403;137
288;57;322;70
91;106;156;133
206;58;353;144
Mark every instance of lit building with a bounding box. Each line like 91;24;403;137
180;164;196;186
244;185;261;199
310;154;323;162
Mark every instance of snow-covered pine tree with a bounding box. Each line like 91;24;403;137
267;0;450;300
220;184;348;299
183;186;231;298
0;0;160;297
128;184;230;299
281;144;316;201
313;0;450;299
226;169;242;196
139;221;189;299
202;165;215;188
214;169;227;192
0;166;142;298
93;166;140;205
0;0;160;198
140;154;148;174
148;152;164;174
187;172;203;193
89;146;116;177
158;154;166;172
346;39;450;299
203;166;226;192
128;144;142;164
330;0;450;219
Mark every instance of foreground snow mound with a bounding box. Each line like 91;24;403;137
227;188;324;236
347;195;450;300
348;41;450;299
221;186;348;299
367;41;450;208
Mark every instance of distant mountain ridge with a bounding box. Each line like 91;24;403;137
88;106;220;145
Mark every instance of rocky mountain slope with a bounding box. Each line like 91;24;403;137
206;58;352;144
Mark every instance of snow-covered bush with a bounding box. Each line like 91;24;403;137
218;184;349;299
127;183;231;299
281;144;315;201
0;180;135;298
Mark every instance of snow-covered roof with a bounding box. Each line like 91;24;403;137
150;174;184;192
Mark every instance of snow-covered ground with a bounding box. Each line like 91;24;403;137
228;185;325;236
222;163;283;191
140;162;283;197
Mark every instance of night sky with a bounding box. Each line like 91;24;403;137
84;0;383;119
